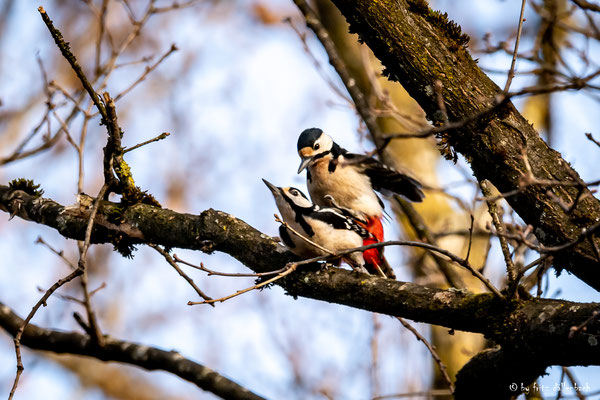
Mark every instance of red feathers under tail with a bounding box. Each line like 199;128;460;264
361;217;396;279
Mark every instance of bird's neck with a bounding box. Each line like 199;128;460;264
331;142;345;157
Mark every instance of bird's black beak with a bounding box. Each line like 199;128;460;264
262;178;282;197
297;157;311;174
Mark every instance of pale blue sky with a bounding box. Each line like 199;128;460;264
1;0;599;399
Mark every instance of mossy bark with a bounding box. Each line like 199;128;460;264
1;184;599;367
330;0;600;291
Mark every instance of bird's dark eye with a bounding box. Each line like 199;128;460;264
313;143;320;150
290;189;298;196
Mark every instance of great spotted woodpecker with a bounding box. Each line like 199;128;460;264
263;178;370;274
296;128;425;278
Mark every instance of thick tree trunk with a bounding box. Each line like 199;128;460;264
329;0;600;291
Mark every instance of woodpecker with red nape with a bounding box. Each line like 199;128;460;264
296;128;425;279
263;178;371;274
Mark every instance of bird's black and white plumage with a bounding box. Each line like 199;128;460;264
297;128;424;218
296;128;423;279
263;178;369;273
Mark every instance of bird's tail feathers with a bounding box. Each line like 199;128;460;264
360;217;396;279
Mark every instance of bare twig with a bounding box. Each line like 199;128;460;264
520;254;551;275
275;214;336;256
504;0;528;92
39;7;107;119
569;310;600;339
124;132;171;153
394;197;466;289
188;264;298;305
276;237;503;298
50;110;79;151
396;318;455;393
0;301;267;400
370;314;381;399
480;180;518;298
465;214;475;263
572;0;600;13
173;254;288;277
150;0;203;14
371;390;453;399
373;260;455;391
293;0;385;148
563;367;587;400
285;17;352;104
35;236;77;270
48;81;91;115
150;245;214;305
77;184;110;347
433;80;449;125
382;97;509;141
373;265;457;392
8;268;83;400
114;44;178;102
585;132;600;148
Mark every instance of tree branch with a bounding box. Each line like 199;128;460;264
2;184;600;373
0;302;265;400
454;347;546;399
328;0;600;291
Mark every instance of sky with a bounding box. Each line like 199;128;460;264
1;0;600;399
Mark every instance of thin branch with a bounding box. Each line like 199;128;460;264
93;0;109;77
48;81;91;116
173;254;288;277
569;310;600;339
0;301;266;400
563;367;587;400
370;314;381;399
188;264;298;305
35;236;77;270
585;132;600;148
293;0;385;148
465;214;475;263
114;44;178;102
93;1;158;96
382;97;509;142
504;0;527;92
124;132;170;153
150;245;214;305
38;7;107;120
50;109;79;151
286;17;353;104
275;214;336;256
572;0;600;13
434;80;449;124
370;267;455;393
272;237;503;299
394;197;466;289
396;318;455;393
8;268;83;400
480;180;518;298
150;0;203;14
372;390;453;399
77;184;110;347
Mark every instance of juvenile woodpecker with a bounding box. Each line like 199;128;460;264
263;178;370;274
297;128;425;278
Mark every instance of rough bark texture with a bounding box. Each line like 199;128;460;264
0;303;265;400
2;184;600;382
310;0;491;387
329;0;600;291
454;348;546;400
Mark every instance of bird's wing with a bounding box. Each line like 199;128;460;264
310;208;371;238
279;225;296;248
344;153;425;202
